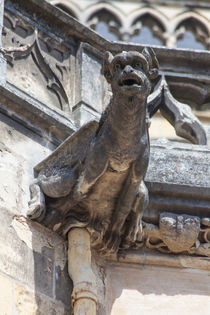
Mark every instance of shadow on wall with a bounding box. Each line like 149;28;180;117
30;220;73;314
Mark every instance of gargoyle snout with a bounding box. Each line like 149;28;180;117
123;65;134;74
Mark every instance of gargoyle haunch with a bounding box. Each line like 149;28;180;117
28;48;206;254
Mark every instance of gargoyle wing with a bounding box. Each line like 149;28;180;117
28;120;99;221
35;120;99;173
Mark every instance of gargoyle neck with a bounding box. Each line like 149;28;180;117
111;93;147;120
108;93;148;142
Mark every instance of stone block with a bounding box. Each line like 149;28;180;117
33;247;54;298
147;140;210;188
0;54;6;86
105;263;210;315
0;112;56;215
73;43;109;127
0;209;70;300
0;209;53;297
72;103;100;128
0;146;21;212
0;273;14;315
55;264;72;307
144;139;210;221
16;285;65;315
75;44;104;113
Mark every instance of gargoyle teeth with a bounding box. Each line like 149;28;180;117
120;78;140;86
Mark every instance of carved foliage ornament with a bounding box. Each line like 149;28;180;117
28;48;206;256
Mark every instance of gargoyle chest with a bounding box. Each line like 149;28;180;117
79;167;129;219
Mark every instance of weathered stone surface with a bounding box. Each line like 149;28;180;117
3;0;210;145
0;273;14;315
105;263;210;315
73;44;105;127
148;139;210;187
3;6;74;113
0;208;53;297
1;2;210;315
0;0;4;47
136;212;210;257
0;54;6;86
55;264;72;307
0;144;22;212
145;139;210;221
107;248;210;271
0;112;55;215
0;111;73;310
0;208;72;306
16;285;65;315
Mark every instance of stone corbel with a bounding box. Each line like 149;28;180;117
68;228;98;315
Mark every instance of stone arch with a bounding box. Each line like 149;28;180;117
173;11;210;49
129;7;168;32
83;2;125;26
51;0;80;19
85;5;123;41
128;8;167;46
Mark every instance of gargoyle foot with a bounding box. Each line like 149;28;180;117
125;213;142;241
98;230;121;255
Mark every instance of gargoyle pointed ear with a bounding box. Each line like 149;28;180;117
142;47;159;80
102;51;114;83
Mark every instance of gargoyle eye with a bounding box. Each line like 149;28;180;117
134;62;143;69
114;63;121;71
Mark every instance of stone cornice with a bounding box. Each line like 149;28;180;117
0;81;76;145
105;248;210;271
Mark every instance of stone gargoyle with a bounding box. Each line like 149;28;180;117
28;48;207;254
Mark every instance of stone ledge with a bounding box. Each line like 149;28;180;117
0;82;76;145
145;139;210;222
106;248;210;271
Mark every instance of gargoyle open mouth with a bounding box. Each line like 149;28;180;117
119;77;142;87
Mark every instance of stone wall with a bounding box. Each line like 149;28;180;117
0;112;73;314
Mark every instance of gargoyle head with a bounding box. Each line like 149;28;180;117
103;48;159;98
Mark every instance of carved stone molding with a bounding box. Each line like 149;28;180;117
2;8;73;112
132;212;210;257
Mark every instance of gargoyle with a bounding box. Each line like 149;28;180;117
28;48;159;253
28;48;207;254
